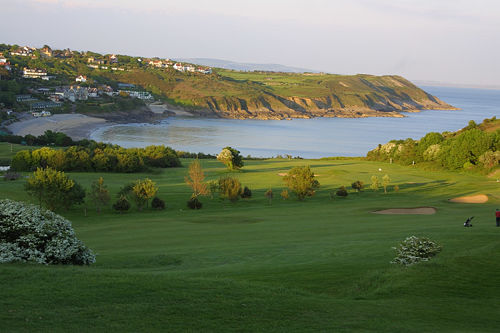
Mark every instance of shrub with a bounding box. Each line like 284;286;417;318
218;176;242;202
132;178;158;210
241;186;252;198
280;189;289;200
25;167;75;211
336;186;348;197
217;146;244;170
265;189;273;204
3;171;20;181
391;236;442;266
151;197;165;210
394;185;400;192
113;196;130;213
351;180;364;192
187;197;202;209
0;199;96;265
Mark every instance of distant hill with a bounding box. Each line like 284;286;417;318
175;58;319;73
0;43;456;120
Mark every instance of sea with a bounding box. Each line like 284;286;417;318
89;86;500;158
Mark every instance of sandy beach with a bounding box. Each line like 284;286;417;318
7;113;109;141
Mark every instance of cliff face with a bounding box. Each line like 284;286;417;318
116;70;457;119
189;91;454;120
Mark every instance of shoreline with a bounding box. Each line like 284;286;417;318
5;104;460;142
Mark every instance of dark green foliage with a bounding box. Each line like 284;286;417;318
151;197;165;210
336;186;348;197
64;182;86;210
117;182;135;198
351;180;363;192
113;196;130;214
187;197;202;209
241;186;252;198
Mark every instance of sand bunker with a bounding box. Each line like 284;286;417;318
372;207;437;215
449;194;488;204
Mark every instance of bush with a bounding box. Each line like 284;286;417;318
241;186;252;198
187;197;202;209
351;180;364;192
218;176;242;202
391;236;442;266
3;171;20;181
0;199;96;265
112;196;130;214
280;190;289;200
151;197;165;210
336;186;348;197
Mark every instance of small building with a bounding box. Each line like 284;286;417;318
75;75;87;82
64;86;88;102
23;67;48;79
117;83;135;89
41;46;53;57
31;101;60;111
88;88;98;98
173;63;184;71
109;54;118;64
16;94;37;102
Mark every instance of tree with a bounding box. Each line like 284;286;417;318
25;167;75;211
89;177;110;213
132;178;158;210
351;180;364;192
370;175;380;191
218;176;242;202
382;174;391;194
64;182;86;210
217;146;243;170
185;159;208;200
283;166;319;200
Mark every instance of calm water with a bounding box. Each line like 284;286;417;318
90;86;500;158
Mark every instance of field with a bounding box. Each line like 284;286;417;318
1;146;499;332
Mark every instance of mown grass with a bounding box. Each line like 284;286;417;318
1;152;499;332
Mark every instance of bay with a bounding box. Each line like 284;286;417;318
90;86;500;158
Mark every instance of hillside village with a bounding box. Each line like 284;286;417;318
0;44;212;121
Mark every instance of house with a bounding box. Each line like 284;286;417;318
88;88;98;98
75;75;87;82
173;63;184;71
88;64;99;69
64;86;88;102
197;67;212;74
109;54;118;64
186;65;196;72
98;85;115;96
11;46;33;57
0;57;6;64
23;67;48;79
87;57;106;64
118;90;153;100
41;46;53;57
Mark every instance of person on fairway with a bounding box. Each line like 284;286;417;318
496;209;500;227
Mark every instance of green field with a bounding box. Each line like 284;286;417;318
1;150;499;331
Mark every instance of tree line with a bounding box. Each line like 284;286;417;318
11;144;181;172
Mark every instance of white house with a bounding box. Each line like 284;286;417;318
173;63;184;71
75;75;87;82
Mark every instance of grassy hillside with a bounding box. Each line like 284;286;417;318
1;154;499;331
1;44;455;119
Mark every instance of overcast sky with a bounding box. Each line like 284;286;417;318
4;0;500;86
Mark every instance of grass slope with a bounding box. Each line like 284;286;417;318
1;154;499;332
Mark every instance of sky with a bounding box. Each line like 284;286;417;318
3;0;500;87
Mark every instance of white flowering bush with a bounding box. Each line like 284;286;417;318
391;236;441;266
0;199;95;265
